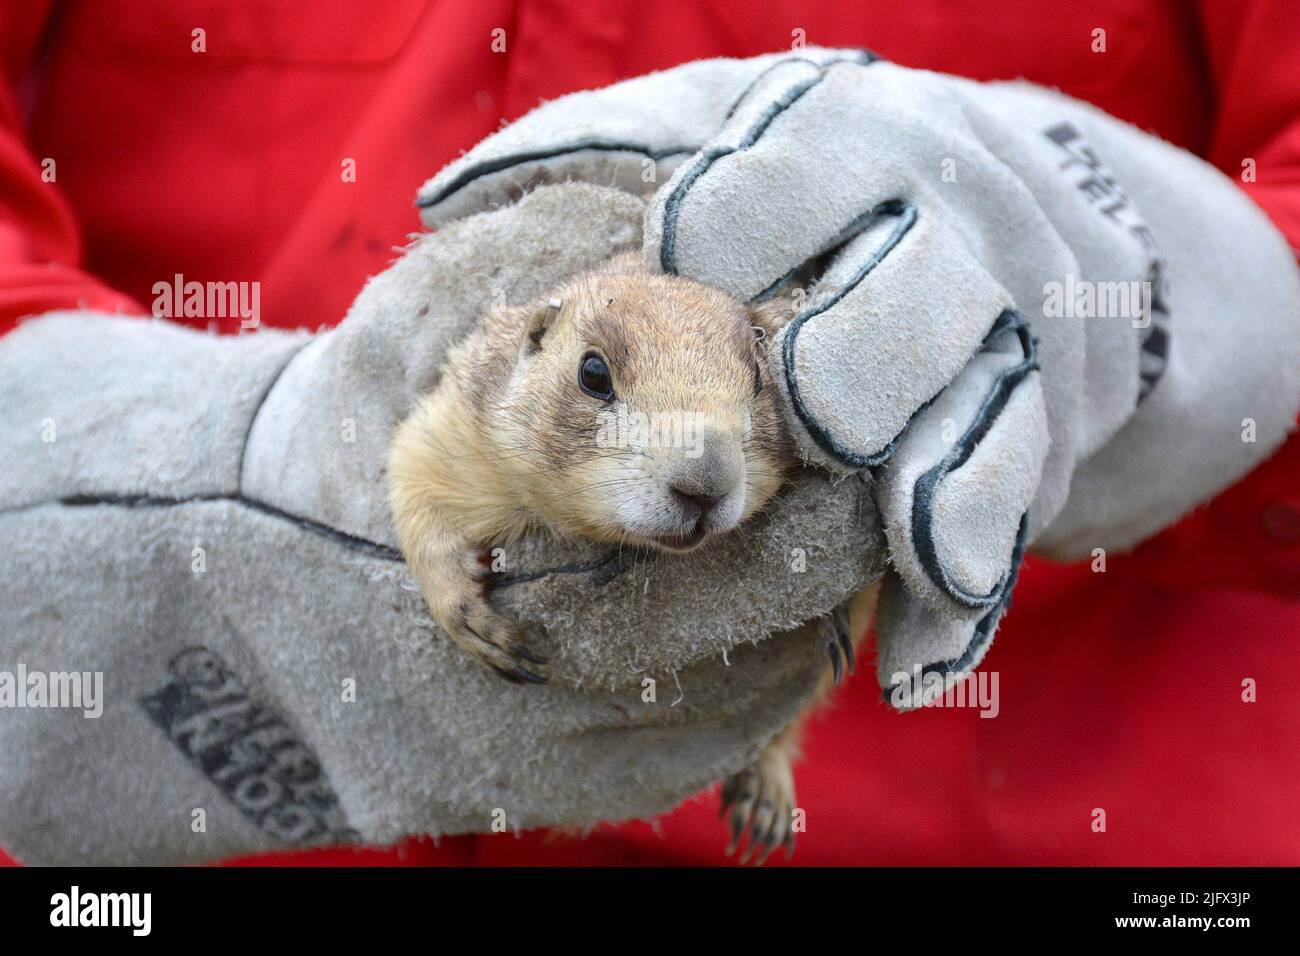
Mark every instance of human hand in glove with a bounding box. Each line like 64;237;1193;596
418;50;1300;708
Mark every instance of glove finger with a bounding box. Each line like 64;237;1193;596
766;200;1019;470
644;59;1039;469
875;565;1017;713
417;50;859;228
874;310;1046;619
645;52;887;300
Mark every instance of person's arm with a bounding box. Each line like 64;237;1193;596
0;2;141;335
1199;0;1300;250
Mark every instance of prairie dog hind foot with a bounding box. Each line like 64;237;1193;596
719;583;879;864
720;724;800;865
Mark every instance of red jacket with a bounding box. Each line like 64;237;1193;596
2;0;1297;866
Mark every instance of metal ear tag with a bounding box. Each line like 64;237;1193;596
527;297;564;352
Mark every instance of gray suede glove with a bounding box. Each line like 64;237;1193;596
0;183;882;865
418;50;1300;708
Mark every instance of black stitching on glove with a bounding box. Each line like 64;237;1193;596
721;48;881;122
492;550;630;591
416;140;697;211
909;309;1039;610
53;492;407;561
777;199;920;469
881;509;1028;704
5;492;630;588
658;50;879;276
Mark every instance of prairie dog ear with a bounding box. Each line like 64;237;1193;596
746;298;792;343
521;297;563;354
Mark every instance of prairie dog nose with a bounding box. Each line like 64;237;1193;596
670;487;722;521
666;429;743;522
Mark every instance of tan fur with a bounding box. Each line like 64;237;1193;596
388;252;793;678
387;253;877;854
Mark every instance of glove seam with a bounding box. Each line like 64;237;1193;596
882;511;1028;706
720;47;880;123
778;199;920;468
0;493;631;591
38;491;405;561
909;308;1039;610
657;49;878;276
417;141;697;211
236;339;313;492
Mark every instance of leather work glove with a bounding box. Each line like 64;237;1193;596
418;50;1300;707
0;183;882;864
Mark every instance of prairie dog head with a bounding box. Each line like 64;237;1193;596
493;259;794;552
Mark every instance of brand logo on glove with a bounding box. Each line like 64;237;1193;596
1043;121;1171;401
140;647;359;846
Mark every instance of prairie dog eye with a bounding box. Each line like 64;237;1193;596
578;351;614;400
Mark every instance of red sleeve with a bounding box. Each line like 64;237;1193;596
0;2;143;337
1198;0;1300;251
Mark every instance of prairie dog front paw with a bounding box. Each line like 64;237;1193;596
450;595;550;684
415;542;551;685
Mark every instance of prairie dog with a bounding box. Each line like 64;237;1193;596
387;252;869;861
